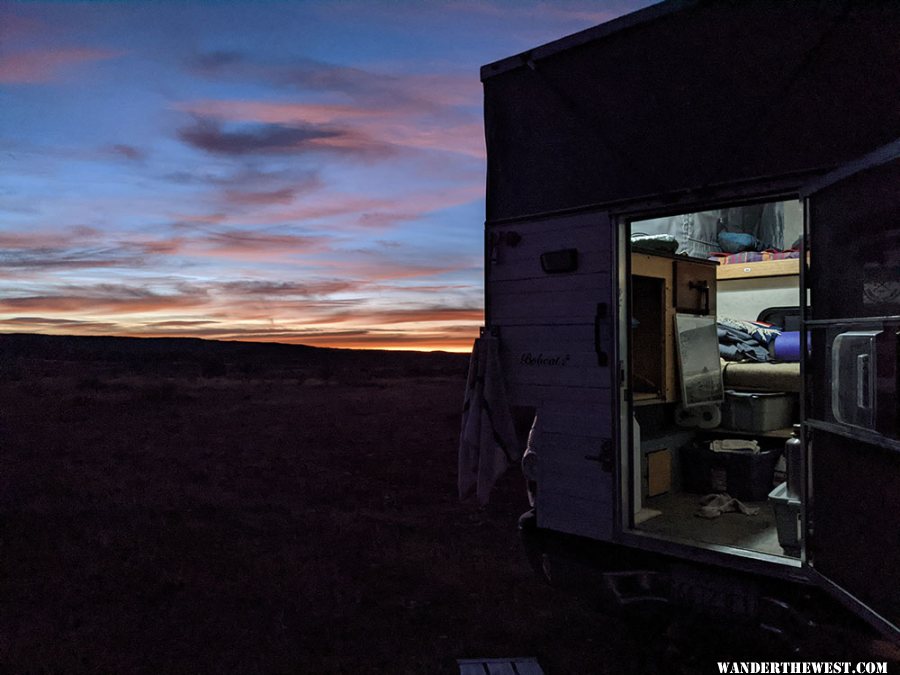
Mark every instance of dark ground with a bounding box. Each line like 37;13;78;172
0;335;895;674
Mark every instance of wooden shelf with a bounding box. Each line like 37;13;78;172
716;258;799;280
634;392;663;406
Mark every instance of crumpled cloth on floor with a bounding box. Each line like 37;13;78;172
458;336;519;505
696;493;760;519
710;439;760;454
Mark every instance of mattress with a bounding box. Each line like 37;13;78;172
721;360;801;393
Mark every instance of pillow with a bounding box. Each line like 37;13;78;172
718;232;761;253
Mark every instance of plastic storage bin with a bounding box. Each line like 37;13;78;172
721;390;796;432
768;481;801;557
682;443;780;501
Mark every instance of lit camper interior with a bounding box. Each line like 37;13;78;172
627;198;804;561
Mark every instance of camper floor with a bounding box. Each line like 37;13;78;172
638;492;784;557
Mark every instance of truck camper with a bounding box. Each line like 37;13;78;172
474;0;900;644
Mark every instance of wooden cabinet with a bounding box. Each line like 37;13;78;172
631;252;718;404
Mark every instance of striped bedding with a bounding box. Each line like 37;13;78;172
709;249;800;265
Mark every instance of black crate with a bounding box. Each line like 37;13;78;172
682;443;781;501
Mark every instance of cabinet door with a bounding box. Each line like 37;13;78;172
803;139;900;637
673;259;716;315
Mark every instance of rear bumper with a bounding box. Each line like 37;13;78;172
517;511;882;653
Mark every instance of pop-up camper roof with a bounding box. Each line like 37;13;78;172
481;0;900;221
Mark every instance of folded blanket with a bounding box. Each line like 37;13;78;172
717;317;781;362
631;233;679;254
718;317;781;346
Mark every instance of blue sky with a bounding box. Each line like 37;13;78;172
0;0;652;350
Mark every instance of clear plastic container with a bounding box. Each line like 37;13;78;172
785;424;802;500
721;390;796;432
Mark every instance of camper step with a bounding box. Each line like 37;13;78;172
457;657;544;675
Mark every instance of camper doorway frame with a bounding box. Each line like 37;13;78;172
608;176;814;583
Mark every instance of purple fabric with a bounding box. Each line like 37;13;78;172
773;331;807;362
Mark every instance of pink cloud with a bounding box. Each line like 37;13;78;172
165;176;482;237
203;229;321;253
177;99;485;159
0;227;184;272
446;0;619;24
0;316;118;330
262;183;484;229
0;226;107;249
0;48;122;84
185;228;331;261
222;187;304;207
318;306;483;326
0;14;45;40
187;52;480;112
108;144;145;161
175;100;375;125
168;212;228;225
0;290;206;315
324;259;472;282
218;279;360;298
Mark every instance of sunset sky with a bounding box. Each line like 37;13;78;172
1;0;650;351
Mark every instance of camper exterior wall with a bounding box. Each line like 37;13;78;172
486;210;616;540
482;1;900;223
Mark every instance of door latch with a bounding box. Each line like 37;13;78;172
585;439;614;473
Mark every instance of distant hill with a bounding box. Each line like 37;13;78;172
0;333;469;380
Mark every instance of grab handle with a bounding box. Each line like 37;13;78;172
688;280;710;315
594;302;609;367
857;353;870;409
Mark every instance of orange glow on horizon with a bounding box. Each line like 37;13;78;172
227;335;477;353
0;327;479;353
125;329;481;353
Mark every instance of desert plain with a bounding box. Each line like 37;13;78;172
0;334;893;674
1;334;648;673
